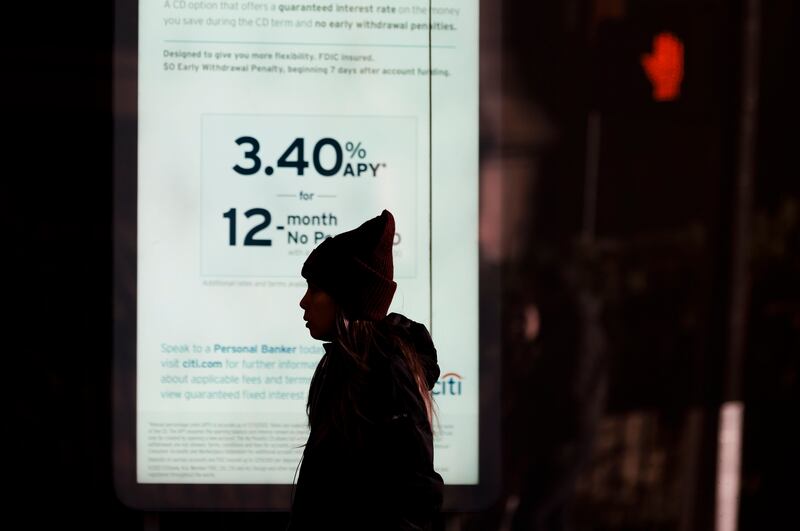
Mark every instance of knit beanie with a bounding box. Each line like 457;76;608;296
301;210;397;321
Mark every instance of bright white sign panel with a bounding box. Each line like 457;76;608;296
137;0;478;486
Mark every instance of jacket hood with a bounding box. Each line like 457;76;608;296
382;312;440;390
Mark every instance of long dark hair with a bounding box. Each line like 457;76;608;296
305;309;439;449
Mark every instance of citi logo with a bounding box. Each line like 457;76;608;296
433;372;463;396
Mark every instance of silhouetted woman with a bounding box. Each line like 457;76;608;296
287;210;444;530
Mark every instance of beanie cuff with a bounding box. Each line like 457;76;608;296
339;256;397;320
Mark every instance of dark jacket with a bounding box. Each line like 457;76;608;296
287;313;444;530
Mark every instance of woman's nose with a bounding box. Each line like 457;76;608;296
299;291;308;309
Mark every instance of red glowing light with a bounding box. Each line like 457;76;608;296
641;32;684;101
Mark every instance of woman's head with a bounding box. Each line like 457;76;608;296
299;210;397;332
299;282;339;341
